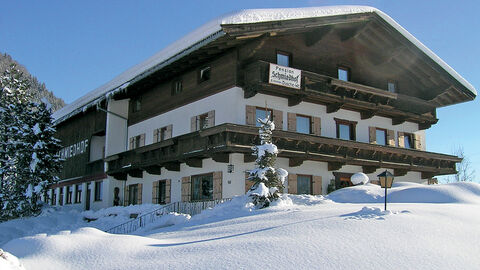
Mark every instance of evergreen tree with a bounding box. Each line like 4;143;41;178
247;115;287;208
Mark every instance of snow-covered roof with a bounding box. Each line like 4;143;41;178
52;6;477;124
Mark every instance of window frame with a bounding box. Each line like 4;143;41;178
276;50;292;67
94;181;103;202
74;184;82;204
255;107;273;127
335;118;357;141
198;66;211;83
128;184;139;205
191;173;214;201
59;187;64;206
387;80;397;93
295;114;312;134
51;189;56;205
132;98;142;113
337;66;350;81
404;133;414;149
198;113;209;130
375;128;388;146
296;174;313;195
171;79;183;96
66;186;73;204
156;180;167;204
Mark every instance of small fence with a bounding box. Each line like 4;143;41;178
104;198;231;234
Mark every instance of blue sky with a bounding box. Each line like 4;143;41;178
1;0;479;181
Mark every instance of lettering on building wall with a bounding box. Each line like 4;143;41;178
268;63;301;89
57;139;89;160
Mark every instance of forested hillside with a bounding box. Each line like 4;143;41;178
0;53;65;111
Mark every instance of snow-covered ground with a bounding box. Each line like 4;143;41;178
1;182;480;270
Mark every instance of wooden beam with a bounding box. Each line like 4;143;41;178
212;153;230;163
144;165;161;175
338;27;361;42
392;117;407;125
288;95;303;107
289;158;305;167
418;122;432;130
305;26;332;47
360;110;376;120
128;169;143;178
244;153;256;163
111;172;127;181
164;162;180;172
327;102;343;114
394;169;408;177
421;172;436;179
328;162;344;171
362;166;378;174
243;85;258;98
186;158;203;168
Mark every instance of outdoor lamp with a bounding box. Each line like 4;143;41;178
378;170;394;211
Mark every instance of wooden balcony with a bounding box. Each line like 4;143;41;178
241;61;438;129
106;123;459;180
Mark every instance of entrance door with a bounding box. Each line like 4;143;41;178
85;183;91;210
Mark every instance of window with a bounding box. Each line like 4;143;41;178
276;51;290;67
255;108;272;127
154;125;172;142
387;81;396;93
199;67;211;82
128;184;138;205
338;67;349;81
297;175;312;195
191;174;213;201
66;186;72;204
296;115;311;134
129;134;145;150
59;188;64;206
94;181;103;201
198;113;209;130
74;184;82;203
51;189;56;205
335;118;356;141
404;133;413;149
156;181;166;204
132;98;141;112
172;80;182;95
192;111;214;132
376;129;387;146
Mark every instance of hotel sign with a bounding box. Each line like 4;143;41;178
57;139;89;160
268;63;301;89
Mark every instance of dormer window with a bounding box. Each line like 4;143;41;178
276;51;291;67
172;80;182;95
338;67;349;81
199;67;211;83
132;98;141;112
387;81;396;93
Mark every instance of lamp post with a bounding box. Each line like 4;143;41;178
378;170;394;211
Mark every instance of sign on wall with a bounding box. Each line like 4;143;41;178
268;63;301;89
57;139;89;160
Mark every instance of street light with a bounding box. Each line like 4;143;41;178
378;170;394;211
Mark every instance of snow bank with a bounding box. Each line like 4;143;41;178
327;182;480;204
0;249;25;270
350;172;369;185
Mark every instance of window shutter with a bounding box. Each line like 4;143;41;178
272;110;283;130
207;110;215;128
312;176;322;195
245;172;255;193
414;134;423;150
124;185;129;206
287;113;296;132
139;134;146;147
191;116;197;132
213;171;223;200
166;124;173;139
312;117;321;136
387;130;395;146
152;181;158;204
137;183;143;205
153;129;159;143
181;176;191;202
398;132;405;148
288;173;297;194
129;137;134;150
369;126;376;144
165;179;171;204
246;105;256;126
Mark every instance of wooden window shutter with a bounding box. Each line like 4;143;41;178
398;132;405;148
369;126;376;144
387;130;395;146
245;172;255;193
272;110;283;130
139;134;146;147
137;183;143;205
191;116;197;132
124;185;129;206
181;176;191;202
287;112;296;132
414;134;423;150
312;176;322;195
129;137;134;150
246;105;256;126
166;124;173;139
152;181;159;204
153;129;159;143
213;171;223;200
288;173;297;194
207;110;215;128
165;179;171;204
312;117;321;136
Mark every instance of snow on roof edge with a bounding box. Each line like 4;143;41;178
53;5;476;124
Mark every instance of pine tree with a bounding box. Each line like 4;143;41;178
247;115;287;208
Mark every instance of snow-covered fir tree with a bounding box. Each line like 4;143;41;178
0;65;62;221
247;115;288;208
